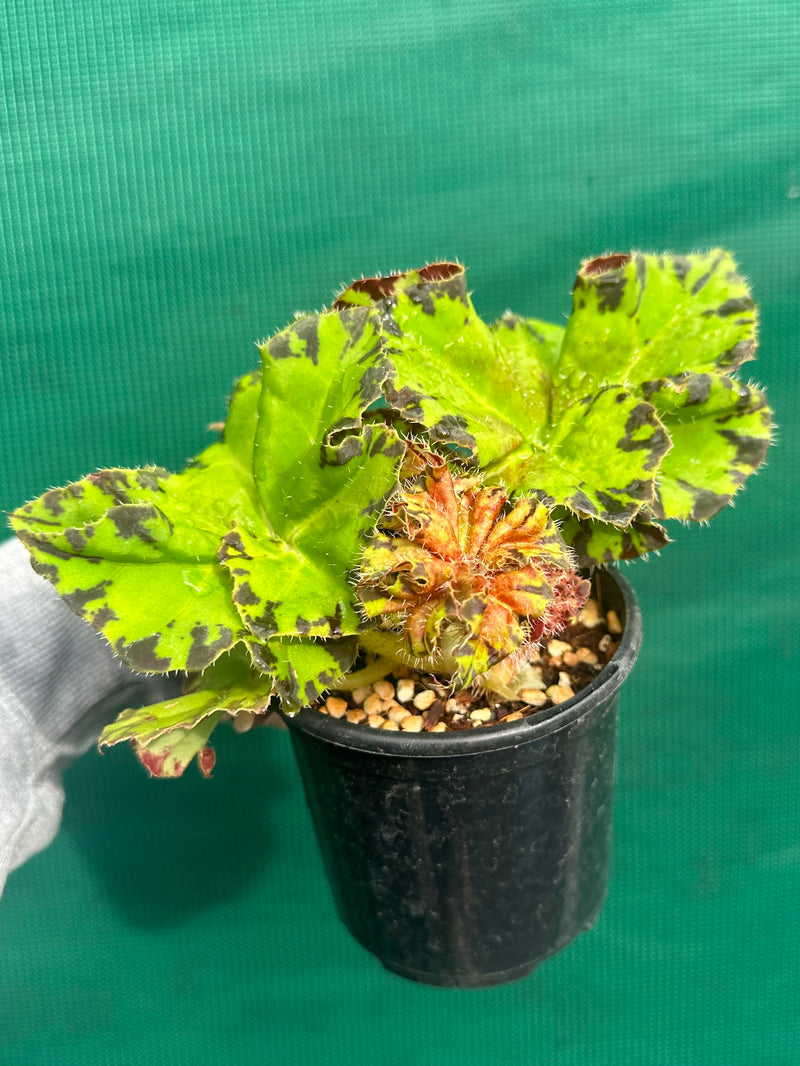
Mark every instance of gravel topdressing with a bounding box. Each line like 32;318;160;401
312;598;622;732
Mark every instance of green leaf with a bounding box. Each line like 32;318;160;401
131;712;225;779
332;255;770;558
167;371;266;533
219;424;402;643
558;512;671;567
488;314;565;435
646;373;772;521
340;265;518;462
12;310;403;682
253;307;397;530
554;250;758;414
100;645;276;778
249;636;359;711
333;264;670;526
487;387;670;525
11;469;242;672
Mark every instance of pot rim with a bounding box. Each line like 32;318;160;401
283;567;641;759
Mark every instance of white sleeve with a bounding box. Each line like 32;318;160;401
0;537;180;894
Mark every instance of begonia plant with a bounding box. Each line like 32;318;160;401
10;250;772;776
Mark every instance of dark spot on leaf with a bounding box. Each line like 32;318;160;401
675;481;731;521
186;625;233;670
338;305;370;345
62;581;112;617
245;601;281;640
624;402;654;432
594;491;640;523
304;679;319;704
702;296;755;318
18;532;75;561
684;373;712;405
717;431;770;469
359;361;391;403
633;253;647;314
64;528;88;551
616;403;670;470
108;504;166;543
88;470;133;503
324;637;359;673
717;338;755;367
517;319;546;343
218;530;252;562
115;635;172;672
321;433;363;467
614;477;653;501
375;306;403;337
369;429;388;457
672;257;692;284
292;315;320;365
595;273;628;313
295;602;344;638
405;285;436;315
690;270;711;295
30;559;59;582
92;605;119;627
42;489;66;516
247;640;278;672
567;489;598;516
383;382;427;422
429;415;476;453
268;331;296;360
360;492;393;518
232;581;260;606
137;468;170;491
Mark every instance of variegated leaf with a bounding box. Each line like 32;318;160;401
100;645;276;778
554;250;758;414
333;264;670;526
338;264;518;463
487;387;670;525
248;636;359;711
333;255;770;556
646;372;772;521
254;306;397;530
10;468;242;672
558;513;671;568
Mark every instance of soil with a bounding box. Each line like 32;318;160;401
313;598;621;732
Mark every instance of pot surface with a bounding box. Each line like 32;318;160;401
285;569;641;987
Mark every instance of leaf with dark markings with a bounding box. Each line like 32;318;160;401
555;250;758;410
10;470;243;672
260;636;359;711
647;373;773;521
332;265;670;527
100;646;276;778
558;513;671;568
335;254;770;559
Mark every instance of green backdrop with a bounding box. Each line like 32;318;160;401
1;1;798;1062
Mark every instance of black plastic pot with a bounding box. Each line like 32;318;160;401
284;569;641;987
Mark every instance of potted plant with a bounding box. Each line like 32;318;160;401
10;251;772;986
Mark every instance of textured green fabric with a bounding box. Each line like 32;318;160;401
1;1;798;1062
